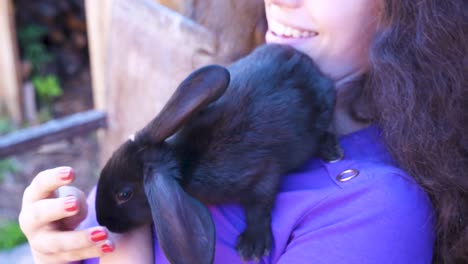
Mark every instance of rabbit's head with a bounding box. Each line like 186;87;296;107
95;138;151;232
95;65;230;264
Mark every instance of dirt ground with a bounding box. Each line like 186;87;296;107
0;133;100;222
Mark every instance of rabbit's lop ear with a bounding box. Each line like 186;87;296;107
144;165;215;264
140;65;230;143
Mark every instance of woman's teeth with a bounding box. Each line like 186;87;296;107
269;21;317;38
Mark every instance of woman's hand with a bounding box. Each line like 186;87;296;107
18;167;114;264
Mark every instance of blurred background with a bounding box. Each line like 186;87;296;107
0;0;266;262
0;1;97;261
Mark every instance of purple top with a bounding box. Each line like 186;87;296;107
82;125;434;263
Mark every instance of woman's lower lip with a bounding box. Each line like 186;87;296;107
265;30;316;45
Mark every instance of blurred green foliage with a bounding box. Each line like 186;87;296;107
0;117;13;136
0;221;27;250
0;159;20;184
17;24;63;120
17;24;53;73
32;75;63;101
17;24;47;42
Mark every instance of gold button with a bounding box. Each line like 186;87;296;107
336;169;359;182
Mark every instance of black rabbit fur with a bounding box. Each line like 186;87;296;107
95;44;342;264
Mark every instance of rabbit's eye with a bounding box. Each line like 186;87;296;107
115;187;133;204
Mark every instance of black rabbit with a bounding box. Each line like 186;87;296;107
95;44;342;264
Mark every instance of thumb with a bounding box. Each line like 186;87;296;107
55;185;88;230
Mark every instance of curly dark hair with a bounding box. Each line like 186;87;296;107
354;0;468;263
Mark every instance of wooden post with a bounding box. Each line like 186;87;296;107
84;0;114;111
0;0;23;123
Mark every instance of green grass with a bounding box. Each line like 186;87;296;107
0;117;13;136
0;221;27;250
0;159;20;184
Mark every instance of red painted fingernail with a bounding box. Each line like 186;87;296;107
101;243;114;253
91;230;107;242
64;197;77;212
59;167;74;181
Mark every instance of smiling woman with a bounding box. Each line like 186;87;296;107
267;20;317;38
265;0;380;83
267;0;468;263
18;0;467;263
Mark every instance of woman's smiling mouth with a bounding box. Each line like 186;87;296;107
268;20;318;39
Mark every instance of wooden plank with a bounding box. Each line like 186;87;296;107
154;0;266;64
84;0;113;111
183;0;266;64
0;0;23;123
0;110;107;158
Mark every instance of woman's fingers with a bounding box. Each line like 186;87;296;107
19;195;84;234
30;229;114;263
30;227;113;255
56;186;89;230
22;167;75;205
54;240;114;262
18;167;116;263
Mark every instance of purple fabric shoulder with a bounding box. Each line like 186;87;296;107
82;125;435;263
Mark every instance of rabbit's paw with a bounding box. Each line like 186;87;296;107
319;132;344;162
236;227;272;262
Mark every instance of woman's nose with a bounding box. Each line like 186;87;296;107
269;0;302;8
